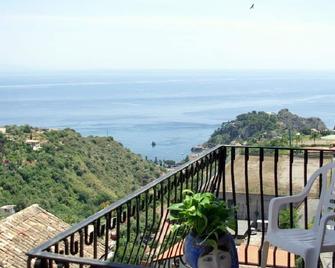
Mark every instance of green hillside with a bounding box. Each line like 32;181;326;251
207;109;328;147
0;126;163;223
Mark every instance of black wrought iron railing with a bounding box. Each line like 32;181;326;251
27;145;335;268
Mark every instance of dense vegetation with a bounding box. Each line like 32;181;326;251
207;109;328;147
0;126;163;223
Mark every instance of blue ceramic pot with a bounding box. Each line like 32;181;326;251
184;232;239;268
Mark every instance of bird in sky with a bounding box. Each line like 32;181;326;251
250;3;255;9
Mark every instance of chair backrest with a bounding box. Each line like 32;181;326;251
311;161;335;230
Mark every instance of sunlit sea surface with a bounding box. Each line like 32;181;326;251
0;70;334;161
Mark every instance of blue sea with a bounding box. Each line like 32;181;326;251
0;70;334;161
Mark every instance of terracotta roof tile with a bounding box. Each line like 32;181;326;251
0;204;69;268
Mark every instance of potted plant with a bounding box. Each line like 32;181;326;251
168;190;238;268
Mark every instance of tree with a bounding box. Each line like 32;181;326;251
0;133;6;163
310;130;320;145
21;124;32;133
294;133;302;146
0;133;5;157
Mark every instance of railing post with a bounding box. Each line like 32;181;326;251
258;147;265;266
216;146;227;200
304;150;309;231
230;147;237;238
27;257;33;268
33;258;49;268
319;150;324;197
244;147;251;264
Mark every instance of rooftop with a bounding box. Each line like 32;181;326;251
0;204;69;268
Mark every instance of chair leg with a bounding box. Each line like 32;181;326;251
304;253;318;268
260;241;270;268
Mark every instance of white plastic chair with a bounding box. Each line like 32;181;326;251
261;161;335;268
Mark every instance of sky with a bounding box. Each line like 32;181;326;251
1;0;335;71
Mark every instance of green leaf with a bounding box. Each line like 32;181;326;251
216;224;227;233
168;189;236;245
168;203;184;210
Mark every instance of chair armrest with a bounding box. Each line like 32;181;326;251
268;193;306;232
316;212;335;247
313;212;335;258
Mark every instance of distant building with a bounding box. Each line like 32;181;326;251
191;145;204;153
25;139;41;151
0;205;16;216
0;127;6;134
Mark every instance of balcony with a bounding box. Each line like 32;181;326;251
27;145;335;267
